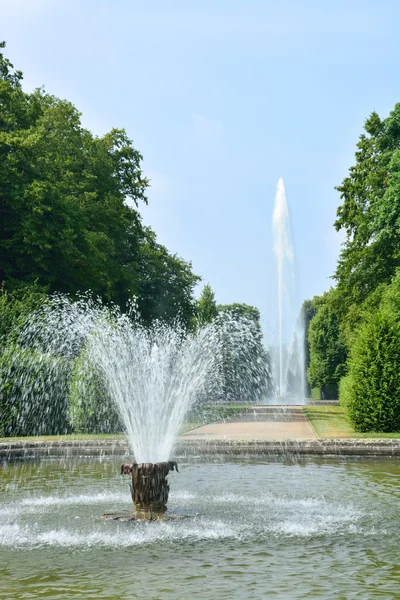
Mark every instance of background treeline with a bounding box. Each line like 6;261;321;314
0;44;270;436
303;103;400;431
0;41;198;326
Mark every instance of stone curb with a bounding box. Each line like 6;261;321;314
1;438;400;460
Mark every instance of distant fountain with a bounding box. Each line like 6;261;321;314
271;178;305;401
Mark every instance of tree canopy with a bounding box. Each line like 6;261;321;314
0;43;271;436
307;291;347;393
195;283;218;326
305;102;400;426
0;42;198;325
333;105;400;316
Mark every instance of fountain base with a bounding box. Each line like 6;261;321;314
121;461;179;521
101;510;188;522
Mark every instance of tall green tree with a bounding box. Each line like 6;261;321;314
195;283;218;326
0;42;200;323
307;291;347;397
300;298;317;394
334;105;400;316
0;41;148;303
135;227;200;327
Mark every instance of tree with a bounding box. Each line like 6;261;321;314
0;42;201;323
300;298;317;394
0;42;148;306
195;284;218;327
306;102;400;414
135;227;200;327
0;42;206;436
0;282;47;346
308;291;347;398
333;105;400;316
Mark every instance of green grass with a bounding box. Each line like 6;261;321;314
303;405;400;438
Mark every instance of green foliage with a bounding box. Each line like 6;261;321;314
0;42;200;322
68;346;122;434
0;42;144;303
307;291;347;390
195;283;218;327
135;228;200;327
0;43;271;436
0;344;70;436
300;298;317;394
340;307;400;432
329;102;400;430
334;105;400;317
217;303;261;323
311;387;321;400
0;283;47;345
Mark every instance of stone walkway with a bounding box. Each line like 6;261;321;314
182;406;316;442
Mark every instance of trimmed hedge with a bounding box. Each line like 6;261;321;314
340;310;400;432
0;344;70;436
68;346;122;434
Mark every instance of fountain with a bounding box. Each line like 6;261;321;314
1;254;399;599
119;460;179;520
4;295;263;519
271;178;306;401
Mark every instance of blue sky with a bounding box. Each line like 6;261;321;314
2;0;400;339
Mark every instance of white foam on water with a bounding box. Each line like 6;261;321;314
0;492;128;519
0;510;382;549
169;490;197;502
20;491;127;507
0;523;30;546
0;518;239;549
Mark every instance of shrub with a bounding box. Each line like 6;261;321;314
0;344;70;436
68;346;122;434
0;283;47;345
341;309;400;432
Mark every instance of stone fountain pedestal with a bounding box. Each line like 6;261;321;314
118;461;179;521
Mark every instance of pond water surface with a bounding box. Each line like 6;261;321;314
1;457;399;599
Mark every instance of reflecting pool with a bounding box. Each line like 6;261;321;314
1;458;399;599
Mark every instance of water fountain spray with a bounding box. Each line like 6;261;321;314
272;178;305;400
8;295;264;519
273;178;294;396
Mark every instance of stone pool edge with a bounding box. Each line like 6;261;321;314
2;438;400;460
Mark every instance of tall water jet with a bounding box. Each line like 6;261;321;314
272;178;305;400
